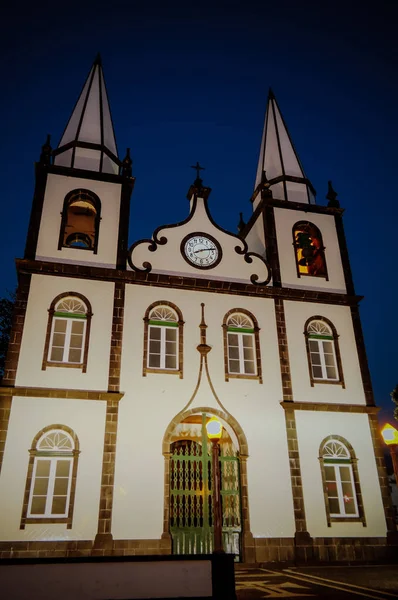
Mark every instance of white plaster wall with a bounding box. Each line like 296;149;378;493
112;284;295;539
244;215;266;257
0;396;106;541
35;173;122;267
295;411;386;537
129;198;270;286
16;274;114;390
284;301;365;405
274;208;346;293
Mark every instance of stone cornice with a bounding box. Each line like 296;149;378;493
280;401;379;413
16;258;362;306
0;386;124;402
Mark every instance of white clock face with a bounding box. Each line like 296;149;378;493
183;234;221;269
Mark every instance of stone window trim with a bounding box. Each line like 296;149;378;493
319;435;366;528
58;189;102;254
304;315;345;388
222;308;262;383
292;220;329;281
42;292;93;373
20;424;80;530
142;301;184;379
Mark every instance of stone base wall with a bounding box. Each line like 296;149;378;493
0;538;172;560
254;537;295;563
253;536;395;564
0;536;396;563
312;537;392;562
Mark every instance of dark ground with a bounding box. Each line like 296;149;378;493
235;565;398;598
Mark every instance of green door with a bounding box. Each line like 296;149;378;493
170;413;241;559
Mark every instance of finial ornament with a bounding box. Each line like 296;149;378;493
40;134;52;165
238;212;246;233
326;180;340;208
94;52;102;66
121;147;133;177
197;303;211;355
191;161;205;188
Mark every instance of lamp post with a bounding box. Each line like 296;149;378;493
381;423;398;483
206;417;224;554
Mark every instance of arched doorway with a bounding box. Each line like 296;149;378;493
168;412;241;559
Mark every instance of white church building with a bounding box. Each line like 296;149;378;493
0;56;396;564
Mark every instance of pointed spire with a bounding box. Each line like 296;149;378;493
254;90;316;205
53;55;120;175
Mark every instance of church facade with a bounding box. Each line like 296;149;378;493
0;57;395;563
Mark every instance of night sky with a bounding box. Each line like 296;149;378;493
1;1;397;420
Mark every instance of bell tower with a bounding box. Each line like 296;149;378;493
243;90;350;294
24;55;134;270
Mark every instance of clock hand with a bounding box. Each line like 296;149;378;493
193;248;213;254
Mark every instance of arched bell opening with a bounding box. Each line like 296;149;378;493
58;189;101;253
163;409;251;561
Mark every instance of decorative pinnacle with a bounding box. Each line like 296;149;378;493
94;52;102;66
238;212;246;233
40;134;52;165
268;87;276;100
122;147;132;177
326;180;340;208
191;161;205;188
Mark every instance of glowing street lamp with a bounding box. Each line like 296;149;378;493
206;417;224;554
381;423;398;483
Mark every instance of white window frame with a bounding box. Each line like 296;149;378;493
148;324;178;370
27;456;73;518
325;462;359;518
227;330;256;375
48;316;87;364
308;336;338;381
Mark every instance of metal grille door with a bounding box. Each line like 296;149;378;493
170;414;241;558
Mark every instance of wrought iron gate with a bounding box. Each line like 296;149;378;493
170;414;241;558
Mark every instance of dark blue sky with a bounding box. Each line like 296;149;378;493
1;1;397;420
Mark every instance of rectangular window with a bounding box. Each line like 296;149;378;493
309;338;338;381
49;317;86;364
28;457;72;518
227;332;256;375
148;325;178;370
324;463;358;517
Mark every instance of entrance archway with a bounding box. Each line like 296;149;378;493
163;408;251;561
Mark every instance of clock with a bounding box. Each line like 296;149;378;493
181;232;222;269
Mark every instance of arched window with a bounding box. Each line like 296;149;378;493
319;436;365;525
42;293;92;372
143;302;184;377
223;310;262;383
304;317;344;387
20;426;80;529
58;189;101;253
293;221;327;279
